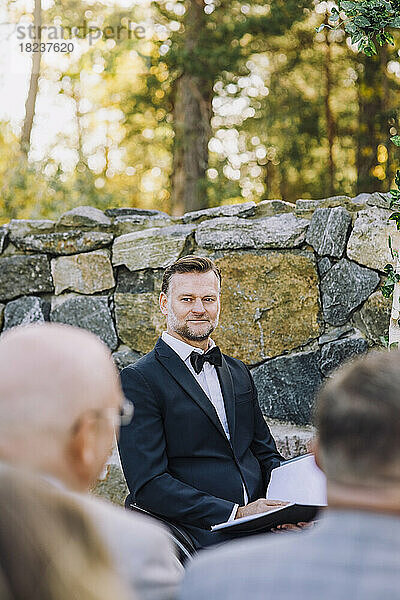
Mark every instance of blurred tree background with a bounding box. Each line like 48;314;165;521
1;0;400;223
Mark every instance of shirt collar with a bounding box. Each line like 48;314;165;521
161;331;215;361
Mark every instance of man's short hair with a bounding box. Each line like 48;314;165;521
314;350;400;486
161;256;222;295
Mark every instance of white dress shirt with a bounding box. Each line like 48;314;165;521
161;332;248;520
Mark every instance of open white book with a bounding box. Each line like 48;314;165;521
212;453;327;533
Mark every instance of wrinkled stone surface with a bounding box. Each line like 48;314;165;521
196;214;309;250
51;250;115;295
3;296;50;330
58;206;111;228
105;207;170;218
114;292;165;353
352;290;391;344
211;252;321;364
306;207;351;258
0;255;53;302
352;191;391;210
296;195;366;219
0;227;7;253
10;230;113;255
113;215;174;236
112;224;195;271
8;219;55;236
251;351;322;426
116;267;163;294
319;336;368;376
317;257;333;277
112;346;142;371
318;325;355;345
50;295;118;350
321;259;379;326
347;207;398;272
182;202;256;223
254;199;295;218
268;420;315;460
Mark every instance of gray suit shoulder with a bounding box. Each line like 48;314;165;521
75;492;183;600
180;511;400;600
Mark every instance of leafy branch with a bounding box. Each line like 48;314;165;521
317;0;400;55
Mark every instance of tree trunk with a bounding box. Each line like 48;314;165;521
324;27;335;196
170;0;212;214
356;53;386;194
21;0;42;155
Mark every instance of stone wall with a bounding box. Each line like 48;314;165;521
0;195;392;503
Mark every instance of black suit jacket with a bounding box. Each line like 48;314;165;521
118;337;283;548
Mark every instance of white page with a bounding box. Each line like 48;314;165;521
267;453;327;506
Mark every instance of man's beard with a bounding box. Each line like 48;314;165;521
168;311;218;342
175;321;215;342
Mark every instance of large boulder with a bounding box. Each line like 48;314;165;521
3;296;50;330
114;268;165;353
113;215;174;237
320;259;379;326
114;292;165;353
251;351;322;426
306;206;351;258
352;290;391;344
112;224;195;271
295;195;366;219
347;206;399;272
254;199;294;218
182;202;256;223
319;335;368;376
51;250;115;295
8;219;55;237
57;206;111;229
212;252;321;364
195;214;309;250
10;230;113;255
0;255;53;302
50;295;118;350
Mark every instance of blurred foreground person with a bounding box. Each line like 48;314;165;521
0;466;130;600
180;350;400;600
0;324;182;600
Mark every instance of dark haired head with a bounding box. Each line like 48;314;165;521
161;256;221;295
314;349;400;486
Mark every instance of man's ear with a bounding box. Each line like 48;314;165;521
67;414;97;489
159;292;168;316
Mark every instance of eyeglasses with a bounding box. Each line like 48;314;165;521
74;398;134;432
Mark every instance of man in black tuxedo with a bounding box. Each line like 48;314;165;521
118;256;284;549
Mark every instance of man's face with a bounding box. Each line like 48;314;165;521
160;270;220;343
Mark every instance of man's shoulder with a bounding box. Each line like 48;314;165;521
75;491;180;562
76;491;167;537
121;346;159;377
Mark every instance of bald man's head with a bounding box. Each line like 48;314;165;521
0;324;124;490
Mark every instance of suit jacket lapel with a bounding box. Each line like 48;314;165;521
216;355;236;447
155;338;229;443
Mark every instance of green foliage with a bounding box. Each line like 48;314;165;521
318;0;400;55
381;263;400;297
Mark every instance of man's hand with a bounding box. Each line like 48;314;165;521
235;498;288;520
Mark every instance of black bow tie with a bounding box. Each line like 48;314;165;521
190;346;222;374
